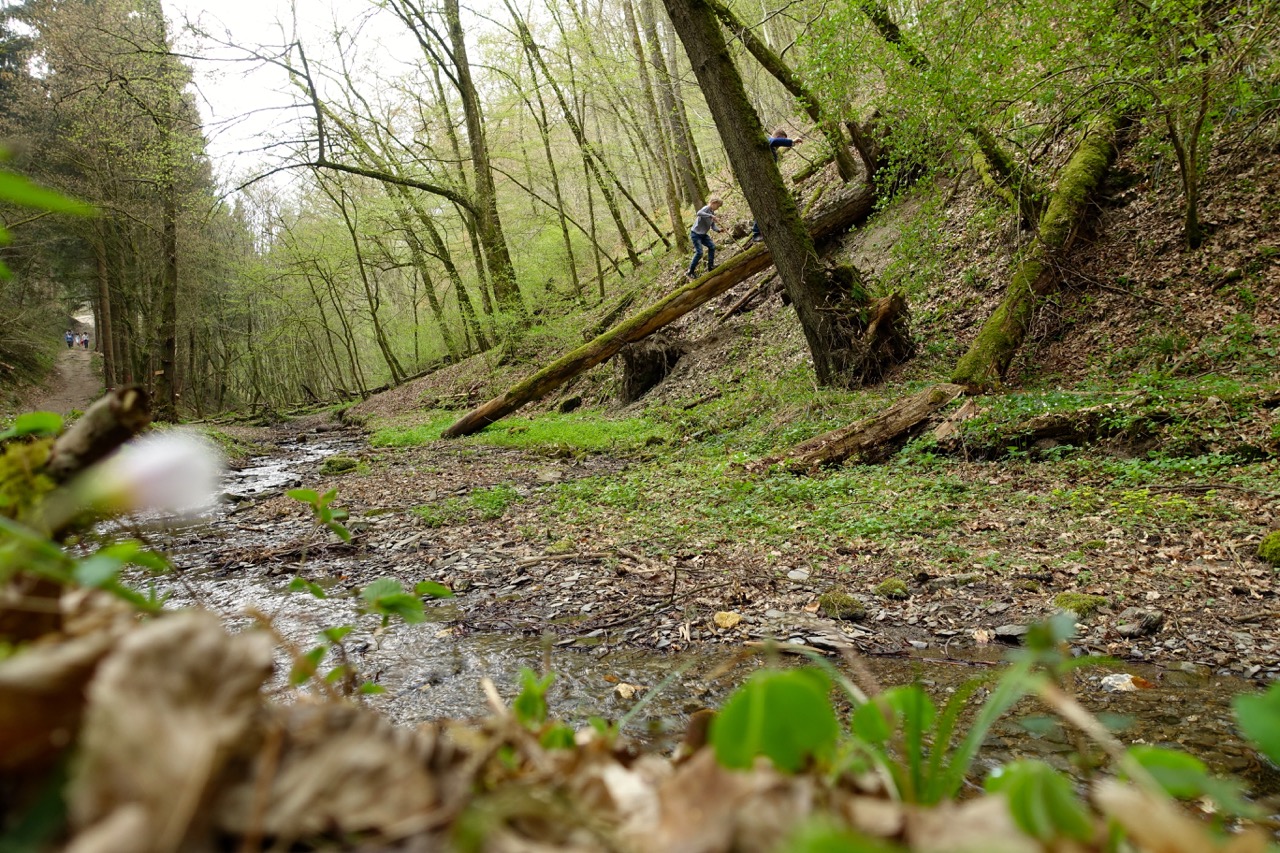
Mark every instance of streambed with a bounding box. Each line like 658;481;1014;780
140;425;1278;799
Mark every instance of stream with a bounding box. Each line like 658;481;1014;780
138;431;1279;800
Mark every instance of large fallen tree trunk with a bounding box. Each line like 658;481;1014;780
951;115;1120;391
443;185;876;437
754;383;964;471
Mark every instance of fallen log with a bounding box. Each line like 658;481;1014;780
443;184;876;438
754;383;964;472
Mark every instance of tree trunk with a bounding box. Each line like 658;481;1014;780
704;0;863;182
951;115;1119;390
94;236;115;389
153;184;179;422
624;0;690;253
504;0;644;267
756;383;964;471
661;0;866;388
443;0;523;314
642;0;707;205
443;183;876;437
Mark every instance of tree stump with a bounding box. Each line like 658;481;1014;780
619;333;686;402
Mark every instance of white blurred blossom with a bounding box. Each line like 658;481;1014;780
81;431;225;517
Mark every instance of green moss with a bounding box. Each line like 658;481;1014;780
1258;531;1280;566
1054;592;1108;617
873;578;909;599
817;590;866;621
320;456;359;475
0;439;56;521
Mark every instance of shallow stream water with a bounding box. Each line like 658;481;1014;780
146;433;1279;800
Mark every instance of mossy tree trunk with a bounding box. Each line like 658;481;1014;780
704;0;865;182
443;184;878;437
661;0;869;388
950;115;1120;390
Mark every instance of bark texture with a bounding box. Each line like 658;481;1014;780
951;116;1119;390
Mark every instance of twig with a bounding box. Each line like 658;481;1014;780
515;551;609;568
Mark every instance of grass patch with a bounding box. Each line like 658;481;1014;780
370;411;663;455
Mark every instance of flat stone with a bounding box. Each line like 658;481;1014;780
787;569;811;582
995;624;1029;643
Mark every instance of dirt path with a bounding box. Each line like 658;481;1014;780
28;335;101;416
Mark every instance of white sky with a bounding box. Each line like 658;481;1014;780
161;0;420;188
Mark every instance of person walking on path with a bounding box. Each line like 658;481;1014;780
81;333;89;350
687;197;724;280
65;330;74;349
752;129;803;242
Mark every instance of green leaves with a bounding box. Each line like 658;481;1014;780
0;171;96;216
514;668;554;727
710;668;839;773
986;760;1093;842
415;580;454;599
1233;681;1280;767
0;412;63;442
360;577;425;625
287;487;351;542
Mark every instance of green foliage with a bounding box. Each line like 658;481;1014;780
371;412;664;456
985;760;1092;842
873;578;908;599
360;577;426;626
470;484;520;520
0;412;63;442
1233;682;1280;767
513;668;555;728
287;487;351;543
710;668;840;773
781;822;902;853
320;455;360;475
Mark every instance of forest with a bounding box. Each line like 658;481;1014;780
1;0;1280;848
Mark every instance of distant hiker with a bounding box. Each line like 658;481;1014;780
752;129;804;242
687;197;723;280
65;330;73;348
82;334;89;349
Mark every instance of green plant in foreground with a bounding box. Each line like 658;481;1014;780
286;574;454;695
287;487;351;543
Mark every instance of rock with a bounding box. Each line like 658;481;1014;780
558;396;582;414
614;683;642;700
1053;593;1108;618
817;591;866;621
908;640;928;650
786;568;811;582
873;578;909;600
1116;608;1164;638
1100;673;1154;692
713;611;742;630
319;455;359;475
926;572;984;591
995;624;1029;643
